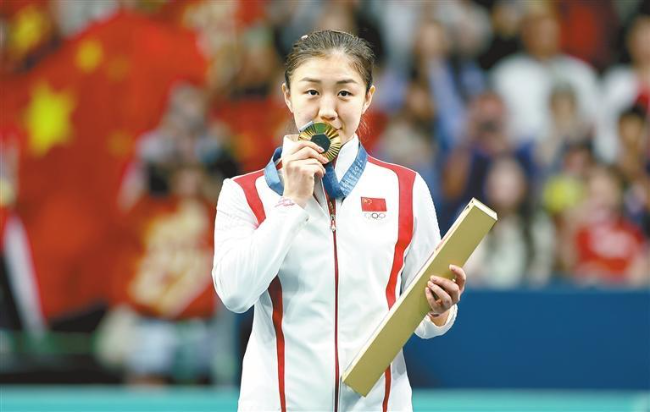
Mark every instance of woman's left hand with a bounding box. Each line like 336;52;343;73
425;264;466;319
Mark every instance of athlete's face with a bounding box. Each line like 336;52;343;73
282;53;375;145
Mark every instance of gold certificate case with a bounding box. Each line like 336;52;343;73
342;198;498;396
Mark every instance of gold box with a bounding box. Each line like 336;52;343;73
342;198;497;396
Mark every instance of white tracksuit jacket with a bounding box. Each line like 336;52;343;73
212;135;457;411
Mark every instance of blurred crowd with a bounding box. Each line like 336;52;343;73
0;0;648;386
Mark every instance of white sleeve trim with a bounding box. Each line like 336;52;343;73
415;304;458;339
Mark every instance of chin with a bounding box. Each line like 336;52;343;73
339;132;354;144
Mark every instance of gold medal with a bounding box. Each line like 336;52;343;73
298;121;341;162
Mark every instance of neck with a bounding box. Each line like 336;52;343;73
530;50;556;62
341;134;357;146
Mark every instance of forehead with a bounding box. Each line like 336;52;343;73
292;53;363;84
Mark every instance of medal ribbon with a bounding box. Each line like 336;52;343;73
264;143;368;199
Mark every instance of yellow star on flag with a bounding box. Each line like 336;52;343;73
24;82;76;157
75;39;104;73
9;5;49;56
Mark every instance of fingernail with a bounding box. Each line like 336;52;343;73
318;147;324;152
428;281;434;288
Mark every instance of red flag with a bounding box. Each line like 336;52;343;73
0;11;209;321
361;197;387;212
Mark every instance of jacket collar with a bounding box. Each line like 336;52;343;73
334;134;360;177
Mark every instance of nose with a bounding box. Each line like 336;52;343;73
318;95;337;124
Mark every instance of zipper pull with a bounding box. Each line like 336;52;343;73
328;200;337;232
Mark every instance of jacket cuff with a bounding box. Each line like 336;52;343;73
269;197;310;226
415;304;458;339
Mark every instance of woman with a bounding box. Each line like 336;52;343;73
212;30;466;411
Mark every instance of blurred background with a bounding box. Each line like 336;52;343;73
0;0;648;410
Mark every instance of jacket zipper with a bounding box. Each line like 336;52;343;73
327;196;340;412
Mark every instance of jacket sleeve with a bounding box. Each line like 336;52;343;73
211;178;309;313
400;173;458;339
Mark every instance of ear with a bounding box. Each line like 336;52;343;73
362;85;376;114
282;83;293;113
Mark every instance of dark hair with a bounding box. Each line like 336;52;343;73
618;103;649;124
284;30;375;93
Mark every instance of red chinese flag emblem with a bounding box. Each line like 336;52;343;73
361;197;387;212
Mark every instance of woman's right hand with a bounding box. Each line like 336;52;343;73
282;138;329;208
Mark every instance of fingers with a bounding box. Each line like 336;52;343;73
294;158;326;177
286;146;329;165
425;287;445;314
429;265;466;306
280;140;328;205
426;281;453;313
285;141;328;160
429;275;460;303
284;147;327;180
307;164;326;178
296;159;326;176
450;264;467;293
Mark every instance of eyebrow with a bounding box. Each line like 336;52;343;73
300;77;359;85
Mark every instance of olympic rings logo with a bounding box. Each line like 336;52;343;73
364;212;386;220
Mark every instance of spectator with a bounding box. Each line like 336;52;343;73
433;0;492;54
478;0;524;70
440;91;533;231
561;166;649;286
374;14;487;150
598;15;650;163
374;79;441;198
466;156;555;288
119;83;239;209
614;104;650;236
535;83;593;179
210;25;291;172
556;0;619;73
491;6;599;146
541;141;593;219
411;18;486;151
